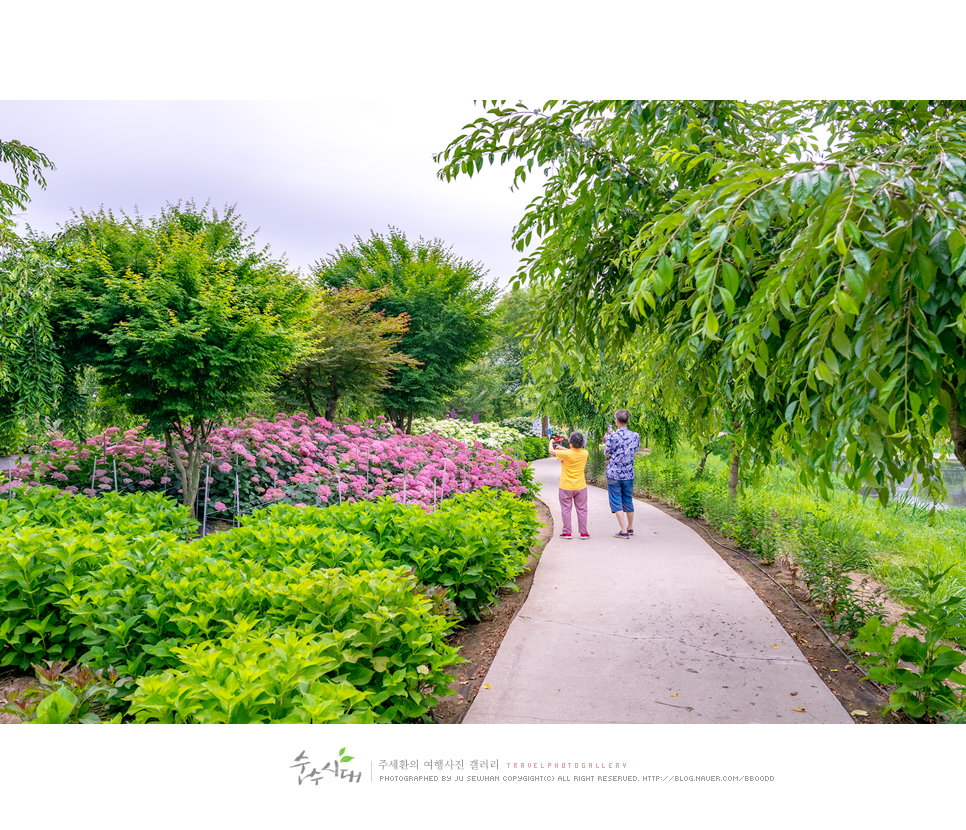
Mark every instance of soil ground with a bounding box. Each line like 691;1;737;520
1;489;907;725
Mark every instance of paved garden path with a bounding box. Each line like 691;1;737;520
463;457;854;724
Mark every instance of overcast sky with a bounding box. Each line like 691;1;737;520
2;99;544;291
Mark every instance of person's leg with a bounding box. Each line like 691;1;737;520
575;488;589;535
558;488;573;536
614;510;628;533
607;481;627;532
622;479;634;532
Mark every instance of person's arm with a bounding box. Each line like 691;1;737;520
548;438;557;457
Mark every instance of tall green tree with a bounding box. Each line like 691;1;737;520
49;201;311;516
442;287;535;421
275;285;417;421
0;244;62;451
313;228;497;432
437;100;966;504
1;140;58;450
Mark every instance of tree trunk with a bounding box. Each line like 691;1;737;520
405;411;413;435
303;382;321;418
324;379;339;422
164;421;209;520
944;380;966;470
697;449;710;475
728;442;740;501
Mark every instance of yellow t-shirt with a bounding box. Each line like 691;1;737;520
556;447;588;490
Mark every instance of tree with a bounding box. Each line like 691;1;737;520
0;245;62;450
442;357;516;422
313;228;497;432
48;201;311;516
1;140;58;449
1;139;55;244
275;285;417;421
442;287;535;422
436;100;966;504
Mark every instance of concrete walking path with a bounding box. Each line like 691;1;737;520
463;458;854;724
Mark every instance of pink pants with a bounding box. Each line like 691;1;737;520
558;487;588;535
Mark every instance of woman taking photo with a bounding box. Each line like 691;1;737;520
548;432;589;539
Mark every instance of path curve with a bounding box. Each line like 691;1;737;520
463;457;853;724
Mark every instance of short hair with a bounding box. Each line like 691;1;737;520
568;432;585;449
615;409;630;425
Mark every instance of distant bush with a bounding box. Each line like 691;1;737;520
503;435;549;464
500;416;539;436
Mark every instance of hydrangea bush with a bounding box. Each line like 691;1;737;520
500;416;541;436
3;414;532;518
411;417;522;449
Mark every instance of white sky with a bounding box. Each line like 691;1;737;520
2;99;544;291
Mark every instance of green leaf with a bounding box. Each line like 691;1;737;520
852;249;871;275
814;169;833;201
722;262;739;295
33;687;78;724
832;329;852;359
656;256;674;292
835;290;859;315
709;225;729;251
789;174;810;205
705;311;719;336
943;153;966;179
747;199;772;233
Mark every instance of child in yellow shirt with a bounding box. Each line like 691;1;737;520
548;432;590;539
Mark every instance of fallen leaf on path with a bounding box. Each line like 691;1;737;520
671;693;678;697
851;710;868;717
790;692;798;696
484;683;490;689
770;645;779;648
793;708;806;713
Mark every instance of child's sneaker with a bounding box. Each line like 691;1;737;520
560;532;572;538
627;529;634;536
580;532;590;539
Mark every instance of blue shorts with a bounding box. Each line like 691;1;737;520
607;479;634;513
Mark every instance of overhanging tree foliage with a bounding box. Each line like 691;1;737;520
313;228;497;432
437;100;966;504
48;201;311;516
1;140;58;450
1;139;55;244
0;245;62;450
